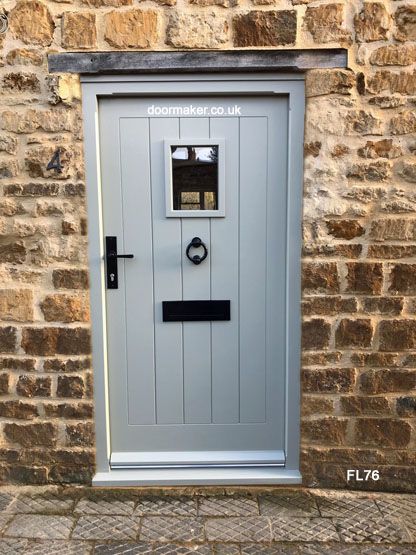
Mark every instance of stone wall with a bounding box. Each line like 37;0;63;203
0;0;414;491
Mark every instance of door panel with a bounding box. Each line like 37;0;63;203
99;96;289;466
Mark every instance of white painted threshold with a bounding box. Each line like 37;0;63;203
93;467;302;486
110;450;286;469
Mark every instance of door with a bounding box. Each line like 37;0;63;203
99;96;289;469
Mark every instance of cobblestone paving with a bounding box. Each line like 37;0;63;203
0;487;414;553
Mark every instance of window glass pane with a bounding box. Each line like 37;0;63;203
171;145;218;211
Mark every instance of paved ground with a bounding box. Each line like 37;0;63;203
0;486;414;553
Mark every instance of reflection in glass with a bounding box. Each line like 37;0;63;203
171;145;218;211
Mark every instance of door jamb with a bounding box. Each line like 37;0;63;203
81;73;304;485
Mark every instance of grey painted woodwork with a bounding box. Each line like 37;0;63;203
81;73;304;484
100;96;289;466
48;49;347;75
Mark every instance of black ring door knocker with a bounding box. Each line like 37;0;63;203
186;237;208;265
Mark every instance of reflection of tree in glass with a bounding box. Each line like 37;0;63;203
209;146;218;162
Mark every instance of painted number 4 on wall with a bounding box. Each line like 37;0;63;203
347;470;380;481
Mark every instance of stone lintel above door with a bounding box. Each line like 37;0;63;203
48;49;348;75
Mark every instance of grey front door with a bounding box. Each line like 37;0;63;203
99;96;289;469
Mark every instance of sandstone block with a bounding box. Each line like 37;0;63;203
44;357;90;372
1;109;72;134
302;319;331;350
347;160;391;181
362;297;403;316
304;4;347;43
358;139;402;159
370;45;416;66
52;269;89;289
306;69;354;97
4;183;60;197
3;72;40;93
66;422;94;447
0;160;19;179
369;96;406;109
104;10;158;48
0;401;38;420
360;369;416;394
304;141;321;157
335;319;373;348
351;352;398;367
4;422;56;447
370;219;416;241
9;0;54;46
344;110;381;135
62;13;97;49
345;262;383;295
16;376;51;398
0;242;26;264
396;397;416;417
41;294;89;323
44;402;93;418
233;11;296;47
354;3;390;42
0;327;17;354
57;375;85;398
302;397;334;417
0;135;17;155
191;0;236;5
394;5;416;42
0;374;9;395
302;262;339;294
6;49;43;66
398;161;416;183
81;0;132;4
389;264;416;294
379;320;416;351
340;396;390;416
355;418;411;448
302;368;356;393
391;110;416;135
302;352;342;366
21;327;91;356
302;417;348;445
0;358;35;371
302;296;357;317
326;220;365;240
0;289;33;322
367;70;416;95
369;245;416;259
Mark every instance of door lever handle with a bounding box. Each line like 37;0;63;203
107;251;134;259
105;236;134;289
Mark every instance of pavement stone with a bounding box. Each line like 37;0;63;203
135;497;197;516
93;543;157;554
24;540;93;555
206;516;271;543
139;516;205;542
199;496;258;517
297;545;416;554
212;544;241;554
259;492;319;517
241;545;298;554
0;493;16;512
0;538;29;554
314;494;381;519
4;514;74;539
11;494;75;514
375;495;416;541
335;515;411;543
72;515;138;541
271;517;340;542
75;498;135;516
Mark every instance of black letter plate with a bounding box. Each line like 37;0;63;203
162;300;230;322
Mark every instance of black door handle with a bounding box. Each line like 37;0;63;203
105;236;134;289
186;237;208;265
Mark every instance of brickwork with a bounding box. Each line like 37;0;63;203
0;0;414;490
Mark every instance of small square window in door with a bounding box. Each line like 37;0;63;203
165;139;225;217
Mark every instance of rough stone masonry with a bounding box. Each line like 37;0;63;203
0;0;415;491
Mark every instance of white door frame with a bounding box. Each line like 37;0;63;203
81;73;304;486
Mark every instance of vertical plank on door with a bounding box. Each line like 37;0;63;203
180;117;212;424
120;117;156;424
239;117;268;423
210;116;240;424
150;117;184;425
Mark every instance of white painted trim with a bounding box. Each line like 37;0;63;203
81;73;304;486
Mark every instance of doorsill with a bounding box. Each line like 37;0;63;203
92;467;302;486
